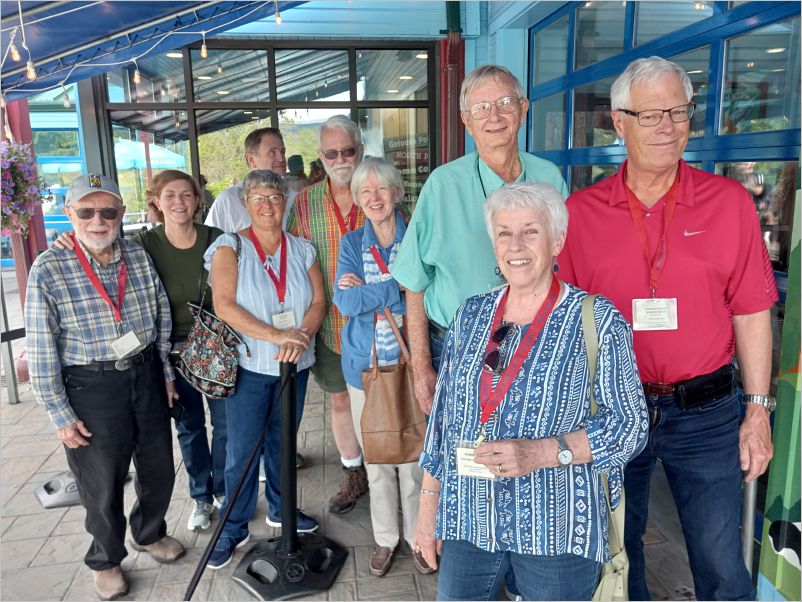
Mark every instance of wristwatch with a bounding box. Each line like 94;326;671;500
744;394;777;413
555;434;573;468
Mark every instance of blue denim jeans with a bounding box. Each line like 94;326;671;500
624;387;754;601
437;539;600;601
220;367;309;541
172;368;227;503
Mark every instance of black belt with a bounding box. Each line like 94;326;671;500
428;320;447;340
643;364;734;410
68;345;155;374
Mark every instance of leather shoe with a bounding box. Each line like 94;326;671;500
131;535;185;563
412;549;436;574
369;545;397;577
92;566;128;601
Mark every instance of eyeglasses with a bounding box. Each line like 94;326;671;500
247;193;285;205
70;207;121;220
617;103;695;127
465;96;521;120
483;323;516;374
321;147;357;160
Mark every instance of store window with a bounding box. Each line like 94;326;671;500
572;76;617;148
533;15;569;85
106;52;187;104
275;49;350;102
574;1;626;70
191;49;270;103
636;1;713;46
356;49;428;101
531;93;565;151
569;164;617;193
721;17;801;134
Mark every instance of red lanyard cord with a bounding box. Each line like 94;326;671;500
248;228;287;305
72;234;127;331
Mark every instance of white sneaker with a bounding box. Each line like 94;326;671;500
213;495;225;510
187;500;213;531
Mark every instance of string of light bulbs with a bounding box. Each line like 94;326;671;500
0;0;282;104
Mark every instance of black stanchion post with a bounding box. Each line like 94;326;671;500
279;362;298;554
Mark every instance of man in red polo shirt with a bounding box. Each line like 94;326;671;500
559;56;777;601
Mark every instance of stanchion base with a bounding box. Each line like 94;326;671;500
231;533;348;600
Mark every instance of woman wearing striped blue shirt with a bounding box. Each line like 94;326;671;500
333;157;433;578
412;182;649;600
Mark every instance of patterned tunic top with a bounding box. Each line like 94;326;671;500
419;284;648;562
287;178;365;354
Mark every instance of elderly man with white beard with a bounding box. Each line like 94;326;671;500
286;115;370;515
25;174;183;601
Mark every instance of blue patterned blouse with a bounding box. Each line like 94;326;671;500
419;283;648;563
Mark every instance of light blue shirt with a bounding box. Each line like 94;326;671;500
420;284;649;562
204;232;317;376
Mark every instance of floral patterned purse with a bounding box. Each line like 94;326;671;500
177;234;249;398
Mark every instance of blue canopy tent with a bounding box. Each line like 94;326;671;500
0;1;304;102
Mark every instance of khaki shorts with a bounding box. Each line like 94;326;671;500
311;334;347;393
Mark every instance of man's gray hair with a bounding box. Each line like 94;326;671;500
317;114;362;147
483;183;568;240
238;169;289;206
350;156;404;204
460;65;526;112
611;56;693;110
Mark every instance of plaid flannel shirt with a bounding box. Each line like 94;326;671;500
24;237;173;429
287;178;365;353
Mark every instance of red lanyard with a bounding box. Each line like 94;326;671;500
478;277;561;425
624;173;680;297
368;245;390;275
248;228;287;305
72;234;127;331
330;194;358;238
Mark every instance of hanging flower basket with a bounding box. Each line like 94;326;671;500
1;141;47;237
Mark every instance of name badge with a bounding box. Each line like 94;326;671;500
111;330;142;358
632;298;678;331
456;440;496;480
272;311;297;329
379;272;392;282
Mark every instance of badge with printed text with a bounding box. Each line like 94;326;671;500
632;297;678;331
272;311;297;329
456;440;496;480
111;330;142;358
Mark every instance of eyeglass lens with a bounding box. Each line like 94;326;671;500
248;194;284;205
322;147;357;160
74;207;120;220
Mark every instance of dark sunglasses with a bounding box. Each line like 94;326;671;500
71;207;121;220
483;324;515;374
321;146;357;160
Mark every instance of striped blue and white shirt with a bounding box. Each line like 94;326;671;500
204;232;317;375
420;284;648;563
25;237;174;429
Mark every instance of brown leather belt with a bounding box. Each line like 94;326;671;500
642;364;735;409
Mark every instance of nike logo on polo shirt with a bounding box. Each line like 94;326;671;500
683;229;706;237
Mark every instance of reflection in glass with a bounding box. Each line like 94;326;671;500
572;76;617;148
358;107;430;210
721;17;800;134
570;164;618;193
275;49;350;102
533;15;569;85
667;46;710;138
574;2;625;70
109;110;191;219
356;49;427;101
531;93;565;151
106;53;186;103
636;1;713;46
195;109;272;195
715;160;798;272
191;49;269;102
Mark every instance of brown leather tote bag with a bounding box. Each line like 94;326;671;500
360;308;426;464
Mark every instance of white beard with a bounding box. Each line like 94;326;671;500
325;164;354;188
78;232;119;253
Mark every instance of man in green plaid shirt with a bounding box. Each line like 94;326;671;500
287;115;369;514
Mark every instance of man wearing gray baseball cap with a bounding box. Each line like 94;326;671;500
25;173;185;600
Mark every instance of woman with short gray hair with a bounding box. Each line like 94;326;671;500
413;182;648;600
204;169;327;570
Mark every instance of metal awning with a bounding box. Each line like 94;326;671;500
0;1;304;102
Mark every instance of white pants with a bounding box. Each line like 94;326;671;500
347;384;422;548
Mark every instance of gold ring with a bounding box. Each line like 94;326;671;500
496;463;503;474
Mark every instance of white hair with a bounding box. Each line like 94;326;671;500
460;64;526;112
611;56;693;110
483;183;568;240
317;114;362;147
350;156;404;205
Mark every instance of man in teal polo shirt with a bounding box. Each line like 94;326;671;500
392;65;567;415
